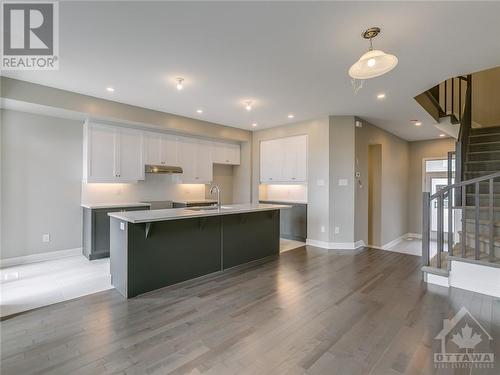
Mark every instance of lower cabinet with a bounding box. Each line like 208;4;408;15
260;201;307;241
83;205;149;260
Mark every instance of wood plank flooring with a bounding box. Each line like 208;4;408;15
1;246;499;374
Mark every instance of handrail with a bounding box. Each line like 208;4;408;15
431;171;500;200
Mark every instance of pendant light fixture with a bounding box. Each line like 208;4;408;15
348;27;398;80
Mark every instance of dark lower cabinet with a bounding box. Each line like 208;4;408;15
83;206;149;260
222;210;280;269
260;201;307;241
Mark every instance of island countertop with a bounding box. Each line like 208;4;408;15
108;203;290;223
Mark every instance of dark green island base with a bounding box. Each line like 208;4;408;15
110;210;280;298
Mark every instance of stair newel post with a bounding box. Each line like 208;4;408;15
489;178;495;262
475;182;480;260
437;193;444;268
422;192;431;267
462;185;467;258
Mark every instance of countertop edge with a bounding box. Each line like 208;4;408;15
108;205;291;224
81;202;151;209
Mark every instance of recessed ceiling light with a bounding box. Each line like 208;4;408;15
288;114;295;119
176;77;184;90
252;123;258;127
439;133;446;137
196;109;203;114
245;101;253;111
415;121;422;126
106;87;114;92
377;93;386;99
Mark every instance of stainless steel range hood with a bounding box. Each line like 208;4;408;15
145;165;183;174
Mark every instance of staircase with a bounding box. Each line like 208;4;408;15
419;72;500;297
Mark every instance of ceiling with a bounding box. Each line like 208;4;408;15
3;1;500;141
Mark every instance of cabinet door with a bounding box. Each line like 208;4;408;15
195;141;213;183
178;138;197;182
161;134;179;166
283;135;307;182
117;128;144;181
212;142;227;164
144;133;162;165
87;124;117;181
226;143;241;165
260;138;284;183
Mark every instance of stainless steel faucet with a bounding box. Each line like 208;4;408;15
209;184;221;207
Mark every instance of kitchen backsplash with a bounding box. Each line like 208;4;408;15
259;184;307;203
81;173;206;204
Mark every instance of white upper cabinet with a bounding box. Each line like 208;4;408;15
260;135;307;183
212;142;241;165
117;128;145;182
84;121;144;183
144;133;179;166
178;138;213;184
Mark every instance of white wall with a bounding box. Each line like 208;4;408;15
1;109;83;259
252;117;330;243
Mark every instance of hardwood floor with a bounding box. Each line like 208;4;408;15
1;246;499;374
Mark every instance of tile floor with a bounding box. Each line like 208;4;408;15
0;255;112;318
0;240;304;318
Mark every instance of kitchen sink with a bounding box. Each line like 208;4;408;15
187;206;232;211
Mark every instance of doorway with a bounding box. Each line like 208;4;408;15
368;144;382;247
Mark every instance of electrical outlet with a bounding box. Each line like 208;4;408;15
320;226;325;233
335;227;340;234
42;234;50;243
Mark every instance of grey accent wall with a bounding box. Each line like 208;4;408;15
408;138;455;235
252;118;330;243
355;119;410;247
329;116;356;243
1;109;83;259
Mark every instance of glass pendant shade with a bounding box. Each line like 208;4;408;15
348;49;398;80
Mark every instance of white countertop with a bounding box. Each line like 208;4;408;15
81;202;151;209
259;199;308;204
108;203;290;223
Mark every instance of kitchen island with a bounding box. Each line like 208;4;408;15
108;203;288;298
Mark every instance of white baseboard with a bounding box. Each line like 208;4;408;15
306;239;365;250
0;248;82;268
369;233;422;251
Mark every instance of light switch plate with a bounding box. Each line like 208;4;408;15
42;234;50;243
316;179;325;186
335;226;340;234
120;222;125;231
338;179;348;186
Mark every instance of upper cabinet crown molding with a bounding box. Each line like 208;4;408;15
260;135;307;184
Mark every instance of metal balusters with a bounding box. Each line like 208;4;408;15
437;193;444;268
475;182;480;260
422;192;431;267
462;185;467;257
447;152;454;254
489;178;495;262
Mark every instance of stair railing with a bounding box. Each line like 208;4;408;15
422;171;500;268
455;75;473;191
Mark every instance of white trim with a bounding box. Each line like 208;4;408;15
424;272;450;288
368;233;421;251
306;239;365;250
0;248;82;268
